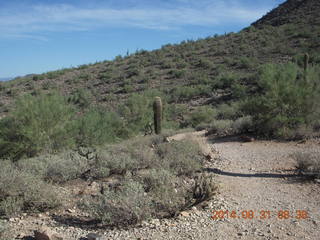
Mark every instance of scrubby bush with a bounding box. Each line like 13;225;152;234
243;63;320;138
217;102;241;120
155;139;204;175
119;91;168;134
68;88;92;109
188;106;217;127
18;151;90;183
81;180;152;226
75;108;128;147
232;116;253;134
292;150;320;179
0;161;61;217
80;136;209;226
0;92;76;160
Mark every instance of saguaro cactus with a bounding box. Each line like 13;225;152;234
304;53;309;72
153;96;162;134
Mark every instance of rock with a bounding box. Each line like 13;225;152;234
86;233;104;240
34;226;63;240
66;208;75;213
180;211;189;217
150;219;161;226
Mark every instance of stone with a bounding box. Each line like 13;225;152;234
34;226;63;240
180;211;189;217
86;232;104;240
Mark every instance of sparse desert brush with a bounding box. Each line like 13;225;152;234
16;151;90;183
0;160;61;217
155;139;204;175
188;106;217;128
80;135;211;226
292;151;320;178
193;173;218;203
232;116;253;134
206;119;233;136
80;180;151;227
0;220;12;240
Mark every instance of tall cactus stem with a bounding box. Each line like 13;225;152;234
304;53;309;72
153;97;162;135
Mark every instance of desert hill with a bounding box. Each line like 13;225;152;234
0;0;319;117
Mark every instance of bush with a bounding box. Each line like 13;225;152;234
0;92;76;160
0;161;61;217
243;63;320;138
0;220;11;240
232;116;253;134
292;151;320;179
217;102;241;120
93;137;157;177
68;89;92;109
207;119;233;136
17;151;90;183
155;140;204;175
119;91;166;134
75;108;128;147
188;106;217;127
80;136;209;226
81;180;151;226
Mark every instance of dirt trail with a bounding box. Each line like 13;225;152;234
205;134;320;240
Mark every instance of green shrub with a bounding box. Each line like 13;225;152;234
217;102;241;120
207;119;233;136
119;91;165;134
243;63;320;138
188;106;217;127
75;108;128;146
0;92;76;160
214;72;238;89
68;88;92;109
231;116;253;134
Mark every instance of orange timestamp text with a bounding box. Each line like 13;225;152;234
211;210;309;220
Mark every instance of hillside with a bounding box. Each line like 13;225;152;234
0;0;319;117
253;0;320;27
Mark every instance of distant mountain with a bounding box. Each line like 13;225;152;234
0;77;13;81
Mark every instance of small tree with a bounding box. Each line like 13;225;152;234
243;63;320;138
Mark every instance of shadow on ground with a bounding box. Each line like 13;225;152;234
52;215;103;230
205;167;317;183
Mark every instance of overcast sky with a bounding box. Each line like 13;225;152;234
0;0;285;78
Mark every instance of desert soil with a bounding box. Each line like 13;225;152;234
8;131;320;240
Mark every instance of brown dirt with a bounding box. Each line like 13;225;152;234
205;134;320;240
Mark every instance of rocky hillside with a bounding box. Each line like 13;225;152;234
253;0;320;27
0;0;319;115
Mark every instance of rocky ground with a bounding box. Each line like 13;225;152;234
5;132;320;240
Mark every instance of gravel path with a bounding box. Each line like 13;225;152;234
8;132;320;240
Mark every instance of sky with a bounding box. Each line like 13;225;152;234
0;0;286;79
